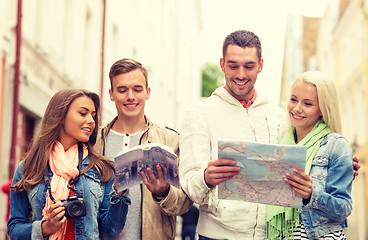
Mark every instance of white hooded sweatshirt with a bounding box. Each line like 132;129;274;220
179;87;288;240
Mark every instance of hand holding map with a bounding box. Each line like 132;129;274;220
218;139;307;208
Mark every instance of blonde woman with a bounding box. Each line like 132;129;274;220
267;71;353;239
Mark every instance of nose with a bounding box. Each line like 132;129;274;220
86;114;95;124
126;89;135;100
238;67;247;80
294;102;302;113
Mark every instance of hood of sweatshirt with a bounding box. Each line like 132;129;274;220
211;86;270;109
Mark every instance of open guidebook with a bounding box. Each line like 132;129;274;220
218;139;307;208
114;143;180;192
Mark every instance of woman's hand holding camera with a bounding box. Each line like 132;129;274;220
41;201;66;237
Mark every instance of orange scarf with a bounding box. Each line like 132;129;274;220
42;141;87;240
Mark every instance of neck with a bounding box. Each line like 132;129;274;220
225;85;255;102
294;127;312;144
112;115;146;134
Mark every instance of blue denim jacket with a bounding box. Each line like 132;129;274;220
301;133;353;239
7;157;131;240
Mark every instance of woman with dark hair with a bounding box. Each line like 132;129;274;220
7;89;130;240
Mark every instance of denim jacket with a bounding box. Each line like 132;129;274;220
7;157;131;240
301;133;353;239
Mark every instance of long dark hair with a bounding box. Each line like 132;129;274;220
11;89;114;192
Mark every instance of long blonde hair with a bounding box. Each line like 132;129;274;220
293;71;342;134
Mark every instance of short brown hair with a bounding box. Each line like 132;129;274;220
109;58;148;90
222;30;262;62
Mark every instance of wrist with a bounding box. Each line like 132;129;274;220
204;168;213;188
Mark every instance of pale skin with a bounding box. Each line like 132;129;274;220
205;44;261;187
285;80;356;200
110;70;171;197
42;96;96;236
204;46;360;188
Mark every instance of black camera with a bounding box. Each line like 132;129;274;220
60;195;87;219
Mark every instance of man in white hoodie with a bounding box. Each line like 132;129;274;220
179;30;286;240
179;30;359;240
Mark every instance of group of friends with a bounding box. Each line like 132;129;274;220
6;30;360;240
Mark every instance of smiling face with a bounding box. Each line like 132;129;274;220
59;96;96;151
288;80;322;140
220;45;263;102
109;69;150;121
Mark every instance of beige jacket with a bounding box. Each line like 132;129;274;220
95;116;193;240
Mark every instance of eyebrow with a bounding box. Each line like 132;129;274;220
291;94;316;102
227;60;256;65
116;85;144;89
80;107;96;114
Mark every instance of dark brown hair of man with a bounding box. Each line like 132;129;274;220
222;30;262;62
109;58;148;89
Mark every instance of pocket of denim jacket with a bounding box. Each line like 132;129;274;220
310;155;329;180
312;154;329;166
84;171;103;199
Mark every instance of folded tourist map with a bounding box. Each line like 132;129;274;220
218;139;307;208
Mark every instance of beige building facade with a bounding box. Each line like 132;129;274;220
0;1;202;238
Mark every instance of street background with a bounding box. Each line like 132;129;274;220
0;0;367;239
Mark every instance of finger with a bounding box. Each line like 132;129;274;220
212;176;234;185
285;176;312;195
289;185;310;199
353;162;361;170
145;168;158;182
292;168;310;178
140;171;150;185
285;173;311;187
207;165;240;174
211;159;237;167
155;165;165;180
50;206;65;221
353;156;359;163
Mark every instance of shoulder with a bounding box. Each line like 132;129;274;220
320;133;352;159
322;133;349;146
149;121;179;137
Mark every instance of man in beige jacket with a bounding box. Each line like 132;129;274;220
95;58;192;240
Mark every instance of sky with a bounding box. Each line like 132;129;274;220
198;0;329;104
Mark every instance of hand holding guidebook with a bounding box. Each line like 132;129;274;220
114;143;180;192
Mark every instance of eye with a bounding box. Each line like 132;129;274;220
229;65;238;70
118;89;126;93
290;97;297;102
79;111;87;117
304;102;313;106
134;88;143;93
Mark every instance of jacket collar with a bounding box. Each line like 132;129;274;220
103;115;151;136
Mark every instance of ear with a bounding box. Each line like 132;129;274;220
257;58;264;74
146;87;151;100
220;58;225;73
109;88;114;101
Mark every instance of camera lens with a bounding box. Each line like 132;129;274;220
67;201;84;217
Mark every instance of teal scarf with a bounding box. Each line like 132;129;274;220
266;120;332;239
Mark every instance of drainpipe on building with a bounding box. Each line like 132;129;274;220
99;0;106;123
9;0;22;178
